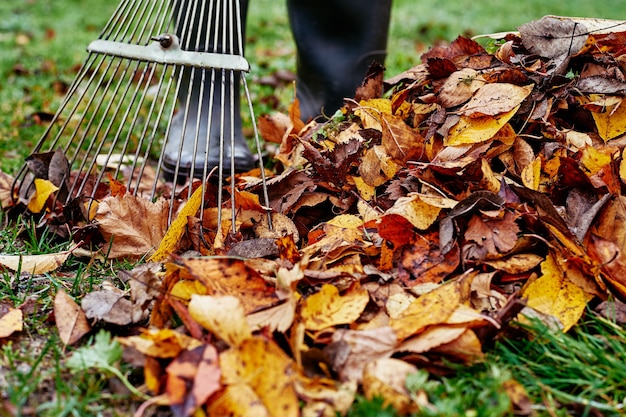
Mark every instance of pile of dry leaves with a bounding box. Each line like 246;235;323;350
3;15;626;416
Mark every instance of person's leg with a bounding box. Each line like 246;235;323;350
287;0;392;121
163;0;253;181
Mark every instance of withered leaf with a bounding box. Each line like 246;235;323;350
96;194;169;258
179;257;279;314
0;303;23;339
55;289;90;345
166;344;221;417
464;210;520;256
81;289;134;326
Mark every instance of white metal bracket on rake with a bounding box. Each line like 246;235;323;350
88;35;250;71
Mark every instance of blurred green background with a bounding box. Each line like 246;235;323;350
0;0;624;174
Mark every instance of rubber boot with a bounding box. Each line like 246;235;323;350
287;0;392;121
163;0;254;182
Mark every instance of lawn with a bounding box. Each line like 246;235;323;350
1;1;626;416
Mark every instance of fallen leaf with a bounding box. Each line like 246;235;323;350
27;178;58;213
188;294;252;346
522;252;593;331
55;289;90;345
0;248;73;275
390;280;466;341
150;185;203;262
179;257;279;314
165;344;221;417
325;326;397;383
300;284;370;331
0;304;23;338
210;336;298;417
81;289;134;326
117;328;203;359
362;358;420;414
95;194;169;258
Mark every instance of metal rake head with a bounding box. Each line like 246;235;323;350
13;0;270;233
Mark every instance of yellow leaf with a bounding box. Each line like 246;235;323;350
580;145;613;176
149;184;203;262
521;157;542;190
212;336;298;417
326;214;363;229
355;98;392;130
389;281;463;341
301;284;369;331
385;195;441;230
27;178;58;213
169;280;208;301
188;294;252;346
446;106;520;146
522;253;593;331
352;175;376;201
587;95;626;141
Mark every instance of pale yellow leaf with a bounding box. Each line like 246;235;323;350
188;294;252;346
0;249;72;275
521;157;542;190
385;195;441;231
446;106;520;147
0;306;23;338
362;358;420;415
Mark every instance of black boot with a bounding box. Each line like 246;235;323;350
163;0;254;182
287;0;392;121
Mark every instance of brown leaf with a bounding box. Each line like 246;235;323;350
95;194;169;258
464;210;520;256
54;289;90;345
0;169;15;209
165;344;221;417
398;231;460;286
325;326;397;383
178;257;279;314
81;289;134;326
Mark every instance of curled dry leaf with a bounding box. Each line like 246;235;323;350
55;289;90;345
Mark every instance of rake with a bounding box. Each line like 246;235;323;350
12;0;271;234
